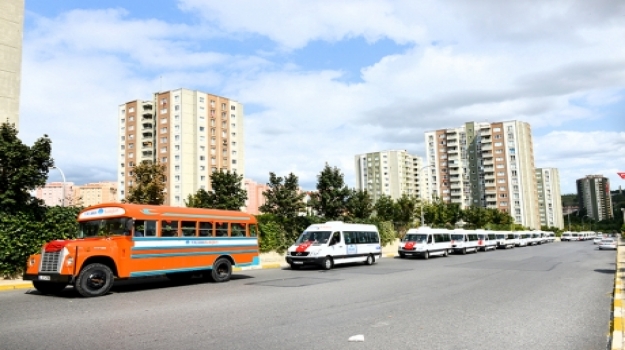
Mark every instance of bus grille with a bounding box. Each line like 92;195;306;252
291;252;309;256
40;251;61;273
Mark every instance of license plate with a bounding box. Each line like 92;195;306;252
293;261;303;264
38;275;51;281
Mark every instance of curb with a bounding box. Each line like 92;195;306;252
612;239;624;350
0;282;33;292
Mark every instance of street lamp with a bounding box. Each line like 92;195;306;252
420;164;436;227
50;166;66;207
581;215;590;231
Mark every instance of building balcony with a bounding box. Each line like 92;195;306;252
451;183;462;190
484;173;495;181
142;110;153;117
141;151;153;157
485;187;497;194
481;145;492;151
449;168;461;175
447;147;459;154
483;159;493;166
142;125;153;130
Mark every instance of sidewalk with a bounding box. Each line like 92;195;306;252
0;278;32;292
612;237;625;350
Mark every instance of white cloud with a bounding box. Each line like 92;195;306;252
19;1;625;196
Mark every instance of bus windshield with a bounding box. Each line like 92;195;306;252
296;231;332;244
79;217;133;238
403;234;427;242
451;234;465;240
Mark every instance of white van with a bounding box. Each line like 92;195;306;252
286;222;381;270
398;228;452;259
561;232;572;241
476;230;497;251
505;232;519;248
450;230;480;254
518;233;530;247
495;232;515;249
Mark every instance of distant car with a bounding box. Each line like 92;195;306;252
598;238;617;250
593;237;603;245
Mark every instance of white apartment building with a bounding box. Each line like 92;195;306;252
425;120;540;229
536;168;564;229
354;150;426;202
0;0;24;129
117;89;245;206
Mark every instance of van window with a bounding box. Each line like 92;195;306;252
468;234;478;241
330;232;341;245
199;222;213;237
181;221;196;237
451;234;464;241
488;234;496;240
161;221;179;237
134;220;157;237
427;235;433;244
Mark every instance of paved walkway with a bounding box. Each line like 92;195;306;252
0;278;32;291
613;237;625;350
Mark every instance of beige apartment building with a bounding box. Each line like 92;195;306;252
117;89;245;206
536;168;564;229
354;150;426;202
36;182;75;207
425;121;541;229
243;179;269;215
0;0;24;128
74;182;118;207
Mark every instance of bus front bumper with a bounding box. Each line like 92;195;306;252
23;273;74;284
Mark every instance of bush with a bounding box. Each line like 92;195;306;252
0;206;80;278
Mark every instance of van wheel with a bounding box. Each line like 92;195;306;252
398;252;405;258
322;257;333;270
443;249;448;257
462;248;467;255
290;263;300;270
423;251;429;260
364;254;374;265
75;263;114;297
210;258;232;283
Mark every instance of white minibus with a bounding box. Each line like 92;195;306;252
398;228;452;259
286;222;381;270
476;230;497;251
451;230;480;254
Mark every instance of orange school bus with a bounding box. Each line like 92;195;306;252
23;203;260;297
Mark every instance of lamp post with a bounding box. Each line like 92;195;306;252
50;166;66;207
420;164;436;227
581;215;590;231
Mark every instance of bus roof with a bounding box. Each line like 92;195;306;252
77;203;257;222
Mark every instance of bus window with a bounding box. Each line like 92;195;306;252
134;220;157;237
181;221;196;237
249;224;258;237
231;223;246;237
215;223;228;237
199;222;213;237
161;221;179;237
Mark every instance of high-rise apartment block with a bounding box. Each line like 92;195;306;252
36;182;75;207
243;179;269;215
576;175;613;222
0;0;24;128
354;150;426;202
536;168;564;229
117;89;245;206
425;121;541;229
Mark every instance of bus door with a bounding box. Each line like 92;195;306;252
329;231;346;260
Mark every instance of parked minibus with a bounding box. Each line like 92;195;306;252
517;233;530;247
451;230;480;254
476;230;497;251
24;203;260;297
286;221;381;270
505;232;519;248
398;227;452;259
561;232;572;241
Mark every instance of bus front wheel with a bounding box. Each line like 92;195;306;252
75;263;114;297
210;258;232;283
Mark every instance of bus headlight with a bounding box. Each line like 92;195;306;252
29;258;35;266
66;257;74;266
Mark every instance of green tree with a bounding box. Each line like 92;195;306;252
309;163;350;219
260;172;306;217
184;189;212;208
394;194;417;235
374;194;395;221
125;161;166;205
0;123;53;214
345;189;374;220
207;170;247;210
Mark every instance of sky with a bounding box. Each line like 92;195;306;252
19;0;625;194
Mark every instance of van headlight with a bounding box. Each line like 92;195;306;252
311;251;320;256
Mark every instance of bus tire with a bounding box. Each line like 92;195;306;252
364;254;374;265
75;263;114;297
443;249;448;257
322;256;333;270
423;251;429;260
290;263;300;270
210;258;232;283
32;281;67;295
462;248;467;255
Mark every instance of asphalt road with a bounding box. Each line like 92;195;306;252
0;241;615;350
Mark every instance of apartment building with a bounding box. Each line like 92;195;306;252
243;179;269;215
0;0;24;129
74;182;118;207
354;150;426;202
576;175;613;222
36;182;75;207
425;120;540;229
118;89;245;206
536;168;564;229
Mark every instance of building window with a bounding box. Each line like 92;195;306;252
161;127;167;133
200;156;205;161
231;105;235;110
200;127;205;132
162;157;167;163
